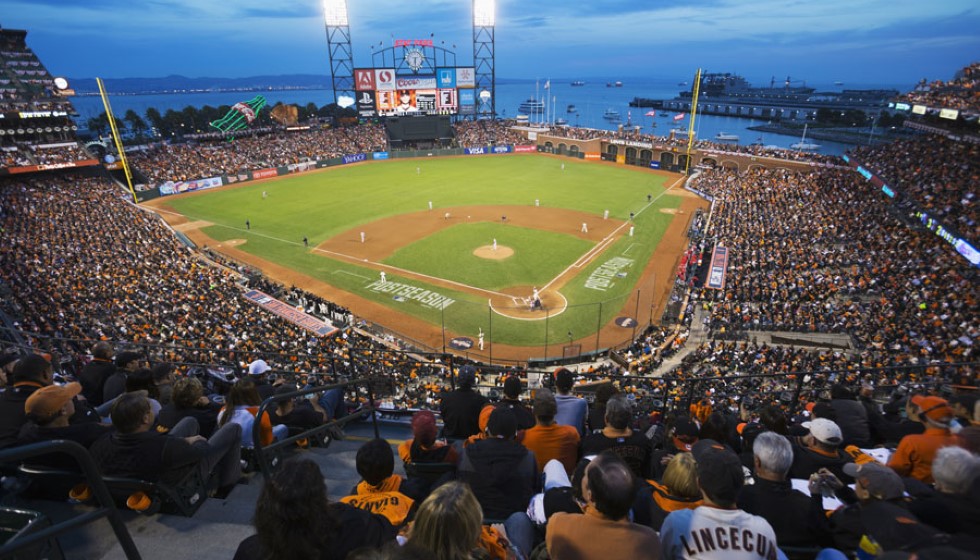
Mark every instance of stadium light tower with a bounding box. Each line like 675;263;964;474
323;0;355;108
472;0;496;119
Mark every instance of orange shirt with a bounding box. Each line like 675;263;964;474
887;427;960;483
522;423;580;474
340;474;415;526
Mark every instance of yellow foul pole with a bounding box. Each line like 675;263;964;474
683;68;702;176
97;77;138;203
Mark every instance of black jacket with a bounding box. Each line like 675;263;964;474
458;437;537;520
789;442;854;483
439;388;487;439
78;359;116;406
737;477;831;547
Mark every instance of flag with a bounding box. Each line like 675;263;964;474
645;110;656;117
673;113;686;121
543;79;550;89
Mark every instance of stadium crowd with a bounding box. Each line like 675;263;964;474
851;135;978;243
900;62;980;113
0;117;978;559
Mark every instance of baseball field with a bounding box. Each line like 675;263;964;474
149;154;706;362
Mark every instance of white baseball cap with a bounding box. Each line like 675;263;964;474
802;417;842;445
248;359;271;376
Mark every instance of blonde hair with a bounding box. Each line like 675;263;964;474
409;482;482;560
663;452;700;498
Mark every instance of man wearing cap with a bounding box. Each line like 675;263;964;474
553;368;588;436
494;375;534;431
651;417;700;481
546;451;661;560
103;351;143;404
887;395;960;484
821;462;944;553
77;341;115;406
522;388;581;475
246;359;277;400
660;439;783;560
1;354;98;449
788;417;854;483
16;382;112;469
439;365;487;439
458;407;537;520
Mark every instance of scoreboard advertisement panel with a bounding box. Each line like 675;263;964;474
355;67;474;117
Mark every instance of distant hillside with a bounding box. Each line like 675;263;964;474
69;74;534;94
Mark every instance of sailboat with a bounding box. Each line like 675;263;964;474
791;124;821;151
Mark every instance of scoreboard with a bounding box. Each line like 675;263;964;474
354;67;476;118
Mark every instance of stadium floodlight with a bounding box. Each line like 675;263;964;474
323;0;349;26
474;0;495;26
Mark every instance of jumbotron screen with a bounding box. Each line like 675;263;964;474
354;67;476;118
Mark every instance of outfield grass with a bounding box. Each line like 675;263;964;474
165;155;681;348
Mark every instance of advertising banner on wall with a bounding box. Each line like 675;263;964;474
456;67;476;88
354;69;376;91
375;69;396;91
514;145;537;153
436;68;457;89
437;89;457;111
356;91;377;117
706;246;729;290
396;75;437;89
243;290;338;336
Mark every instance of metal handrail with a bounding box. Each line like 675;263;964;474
0;440;141;560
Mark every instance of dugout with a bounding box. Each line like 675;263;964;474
384;115;454;150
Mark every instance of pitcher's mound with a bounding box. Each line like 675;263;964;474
474;245;514;260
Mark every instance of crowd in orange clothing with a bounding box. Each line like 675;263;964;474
899;62;980;112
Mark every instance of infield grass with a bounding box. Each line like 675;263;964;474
164;155;682;349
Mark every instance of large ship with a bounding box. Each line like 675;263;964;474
630;72;897;121
518;97;545;114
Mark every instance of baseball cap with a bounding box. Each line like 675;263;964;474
672;417;700;452
411;410;438;445
487;407;518;439
248;359;271;376
843;462;903;500
503;375;522;398
692;439;744;503
802;418;843;445
25;382;81;419
457;365;477;388
911;395;953;423
533;388;558;418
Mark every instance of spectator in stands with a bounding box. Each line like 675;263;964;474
0;352;19;390
950;394;978;431
247;359;277;400
458;407;537;520
660;439;782;560
738;432;829;548
77;341;114;405
152;363;176;406
554;368;588;436
522;388;581;474
789;418;854;483
438;366;486;440
341;438;417;527
907;446;980;536
270;384;329;433
233;457;397;560
579;394;651;479
494;375;534;431
405;481;485;560
634;452;702;531
102;350;142;404
587;383;619;432
830;384;872;448
822;462;946;554
546;450;661;559
16;382;112;469
216;379;287;450
888;395;960;484
0;354;97;448
651;416;700;480
398;410;458;465
157;377;222;438
90;392;242;496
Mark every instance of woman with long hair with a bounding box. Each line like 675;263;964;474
233;458;396;560
217;378;285;448
407;482;486;560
